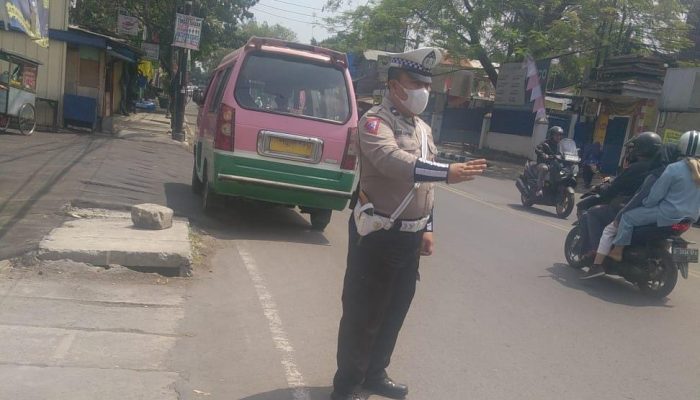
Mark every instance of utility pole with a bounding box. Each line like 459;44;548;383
172;0;192;142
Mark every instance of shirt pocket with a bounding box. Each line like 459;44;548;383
396;134;420;156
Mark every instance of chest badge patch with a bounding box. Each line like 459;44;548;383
365;117;381;135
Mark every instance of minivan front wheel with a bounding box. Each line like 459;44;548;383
310;209;332;231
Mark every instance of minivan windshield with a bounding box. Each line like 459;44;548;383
234;52;351;123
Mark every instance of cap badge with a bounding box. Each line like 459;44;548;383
422;51;437;69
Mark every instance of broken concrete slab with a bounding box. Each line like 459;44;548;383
131;203;173;230
0;366;179;400
0;296;184;335
0;325;176;370
0;275;184;306
38;217;191;274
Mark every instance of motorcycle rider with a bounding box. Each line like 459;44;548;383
581;142;681;278
607;130;700;261
533;126;565;197
577;131;663;274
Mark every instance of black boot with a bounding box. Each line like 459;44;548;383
363;376;408;399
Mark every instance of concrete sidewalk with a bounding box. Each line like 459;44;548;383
38;209;192;276
0;260;187;400
0;111;200;261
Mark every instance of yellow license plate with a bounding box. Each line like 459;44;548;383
269;137;313;157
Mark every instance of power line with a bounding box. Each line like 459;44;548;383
267;0;324;11
257;3;320;18
252;8;344;29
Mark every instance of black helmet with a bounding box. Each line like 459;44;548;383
548;126;564;138
625;131;662;159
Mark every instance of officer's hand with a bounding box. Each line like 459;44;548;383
421;232;434;256
447;159;487;184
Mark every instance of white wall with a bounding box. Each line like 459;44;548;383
484;132;533;158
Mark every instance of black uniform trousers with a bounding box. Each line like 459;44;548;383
580;204;620;254
333;216;422;394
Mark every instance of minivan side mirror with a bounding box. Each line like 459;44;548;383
192;89;205;106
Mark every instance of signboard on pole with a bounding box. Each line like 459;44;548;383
494;63;526;107
117;13;139;36
5;0;50;48
142;42;160;61
173;13;203;50
494;59;551;109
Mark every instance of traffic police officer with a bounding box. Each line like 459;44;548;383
331;48;487;400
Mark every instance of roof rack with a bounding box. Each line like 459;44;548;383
245;37;348;67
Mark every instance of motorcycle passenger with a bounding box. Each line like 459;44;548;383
607;131;700;262
534;126;565;197
577;131;662;264
581;142;681;279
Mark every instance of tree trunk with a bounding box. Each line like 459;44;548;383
477;50;499;87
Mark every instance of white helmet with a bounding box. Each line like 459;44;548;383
677;130;700;157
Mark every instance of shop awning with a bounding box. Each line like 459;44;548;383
49;26;141;63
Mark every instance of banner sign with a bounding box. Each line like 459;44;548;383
5;0;50;48
173;13;203;50
141;42;160;61
663;128;682;144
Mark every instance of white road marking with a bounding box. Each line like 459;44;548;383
236;243;310;400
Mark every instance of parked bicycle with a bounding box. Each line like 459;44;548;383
0;49;39;135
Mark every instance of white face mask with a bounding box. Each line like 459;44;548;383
396;84;430;115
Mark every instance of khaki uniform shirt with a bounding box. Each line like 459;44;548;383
358;96;438;220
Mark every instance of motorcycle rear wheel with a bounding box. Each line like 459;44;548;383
637;249;678;298
564;226;585;269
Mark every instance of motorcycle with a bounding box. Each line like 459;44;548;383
516;138;580;218
564;191;698;298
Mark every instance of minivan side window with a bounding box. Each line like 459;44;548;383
234;52;350;124
208;66;233;113
201;73;217;104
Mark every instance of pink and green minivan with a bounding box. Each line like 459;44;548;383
192;37;358;231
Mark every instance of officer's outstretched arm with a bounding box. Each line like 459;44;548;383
360;117;486;184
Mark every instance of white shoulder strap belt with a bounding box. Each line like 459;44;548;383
388;123;428;226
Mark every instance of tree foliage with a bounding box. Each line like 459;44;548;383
237;20;298;42
324;0;693;87
193;20;297;81
70;0;257;76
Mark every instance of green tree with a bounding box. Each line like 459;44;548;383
324;0;692;86
237;20;298;42
193;20;297;83
320;3;408;53
70;0;257;78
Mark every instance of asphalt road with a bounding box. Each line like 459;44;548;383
175;175;700;400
